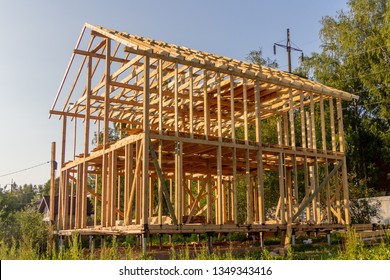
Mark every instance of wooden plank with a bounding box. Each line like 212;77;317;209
303;156;310;222
124;144;129;225
185;183;206;224
206;160;212;223
125;140;143;225
174;63;179;137
300;91;307;149
73;48;131;64
230;76;236;141
289;88;296;148
50;24;87;116
111;151;118;226
284;168;294;232
158;140;163;224
106;152;112;227
149;138;178;225
329;97;337;152
243;78;248;143
320;94;331;223
103;38;111;148
142;55;150;226
293;160;343;221
69;173;74;229
217;145;223;224
76;164;82;228
314;157;321;224
254;79;265;224
309;92;317;150
283;112;289;146
217;72;222;139
122;44;357;102
337;98;350;224
135;140;141;225
189;67;194;138
335;170;342;223
204;70;210;139
94;173;98;227
158;59;163;134
50;142;56;224
63;170;69;229
246;148;252;224
277;120;286;224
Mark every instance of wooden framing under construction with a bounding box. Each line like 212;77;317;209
49;24;358;241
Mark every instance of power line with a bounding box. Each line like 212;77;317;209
273;28;304;73
0;161;50;178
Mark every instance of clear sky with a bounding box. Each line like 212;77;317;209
0;0;348;189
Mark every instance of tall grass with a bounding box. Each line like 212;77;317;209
1;228;389;260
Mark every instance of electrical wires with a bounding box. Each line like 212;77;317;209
0;161;50;178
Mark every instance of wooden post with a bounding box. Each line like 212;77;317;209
63;170;69;229
174;63;179;137
76;164;82;228
254;79;265;224
142;55;150;226
230;76;236;141
103;38;110;148
49;142;56;254
73;118;77;159
206;161;212;223
335;170;342;223
81;55;92;228
101;38;111;227
300;91;307;150
337;98;350;224
149;176;153;218
303;156;311;222
94;174;98;227
217;145;223;225
285;168;293;245
136;141;141;224
309;92;317;150
329;97;337;152
217;72;222;140
106;153;112;227
111;151;117;226
320;94;331;223
204;70;210;139
246;148;252;224
69;175;74;229
189;66;194;138
277;120;285;224
50;142;56;224
232;149;237;224
158;140;163;224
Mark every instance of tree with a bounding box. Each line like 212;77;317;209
246;48;279;69
0;183;49;257
299;0;390;194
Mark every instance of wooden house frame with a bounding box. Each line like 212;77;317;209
49;23;358;243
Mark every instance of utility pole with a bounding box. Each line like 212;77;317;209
274;28;303;73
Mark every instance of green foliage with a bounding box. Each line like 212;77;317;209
350;198;382;224
92;127;121;146
14;206;49;254
0;184;50;259
300;0;390;192
336;227;390;260
246;48;279;68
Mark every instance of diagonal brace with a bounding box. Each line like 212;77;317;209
149;138;178;225
292;160;343;221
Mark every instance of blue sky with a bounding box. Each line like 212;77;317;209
0;0;348;188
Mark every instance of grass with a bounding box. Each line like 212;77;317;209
0;228;389;260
